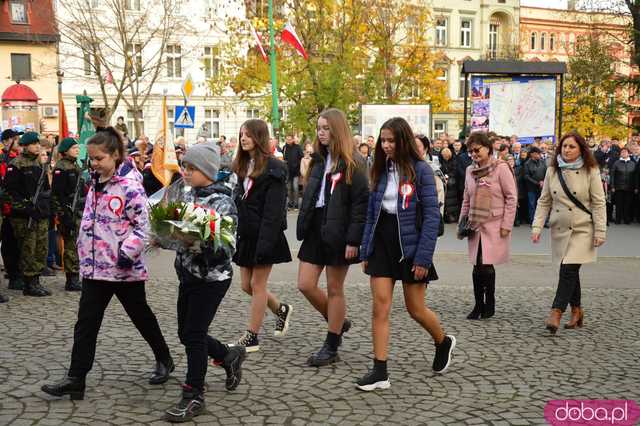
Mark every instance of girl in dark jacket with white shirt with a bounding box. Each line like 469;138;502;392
232;119;293;353
297;108;369;367
356;117;456;392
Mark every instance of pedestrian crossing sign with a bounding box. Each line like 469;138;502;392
174;105;195;129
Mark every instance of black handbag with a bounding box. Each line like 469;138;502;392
457;215;474;239
557;170;593;219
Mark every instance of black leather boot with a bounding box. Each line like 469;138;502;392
41;375;86;400
0;292;8;303
23;275;50;297
35;275;52;296
7;276;24;290
65;273;82;292
149;356;175;385
481;268;496;319
467;270;484;320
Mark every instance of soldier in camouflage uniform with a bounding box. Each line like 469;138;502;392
51;138;84;291
4;132;52;297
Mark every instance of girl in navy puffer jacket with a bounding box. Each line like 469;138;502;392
356;117;456;392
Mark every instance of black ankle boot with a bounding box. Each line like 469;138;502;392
149;356;175;385
467;271;484;320
41;375;86;400
482;270;496;319
65;273;82;292
8;276;24;290
23;276;50;297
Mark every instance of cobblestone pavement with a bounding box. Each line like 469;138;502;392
1;253;639;425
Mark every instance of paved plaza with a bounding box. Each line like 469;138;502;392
1;223;640;425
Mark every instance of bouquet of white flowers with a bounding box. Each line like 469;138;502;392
148;180;235;252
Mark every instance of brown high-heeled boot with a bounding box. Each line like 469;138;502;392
564;307;584;329
545;309;563;335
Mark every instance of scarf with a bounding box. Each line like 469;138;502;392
468;160;500;228
557;155;584;170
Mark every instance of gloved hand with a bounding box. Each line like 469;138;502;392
116;251;134;269
25;204;39;220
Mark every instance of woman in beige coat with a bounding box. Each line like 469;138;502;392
531;131;606;334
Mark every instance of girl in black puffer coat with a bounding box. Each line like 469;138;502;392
297;108;369;367
231;119;293;353
440;148;460;223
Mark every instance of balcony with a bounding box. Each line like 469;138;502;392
483;44;521;61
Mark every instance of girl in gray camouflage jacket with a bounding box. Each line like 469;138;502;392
163;143;246;424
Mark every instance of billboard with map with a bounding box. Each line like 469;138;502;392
470;76;557;144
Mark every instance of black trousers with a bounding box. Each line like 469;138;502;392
551;264;582;312
69;279;171;377
614;190;634;224
177;273;230;390
1;219;20;279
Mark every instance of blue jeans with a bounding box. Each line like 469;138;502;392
47;229;61;267
527;191;540;224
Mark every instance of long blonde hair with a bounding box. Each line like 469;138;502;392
309;108;356;183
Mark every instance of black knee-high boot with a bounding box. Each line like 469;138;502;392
467;269;485;320
482;267;496;319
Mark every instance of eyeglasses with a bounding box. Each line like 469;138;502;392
470;147;483;154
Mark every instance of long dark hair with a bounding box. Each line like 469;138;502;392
550;131;597;169
232;119;272;178
86;127;125;166
370;117;423;189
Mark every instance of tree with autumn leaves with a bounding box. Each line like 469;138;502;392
563;32;630;140
209;0;448;137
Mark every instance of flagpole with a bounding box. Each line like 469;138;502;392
268;0;280;134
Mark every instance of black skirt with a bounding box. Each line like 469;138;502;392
365;211;438;285
233;232;292;267
298;208;360;267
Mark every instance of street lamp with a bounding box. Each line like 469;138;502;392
57;69;64;141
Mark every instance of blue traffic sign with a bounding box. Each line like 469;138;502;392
174;106;195;129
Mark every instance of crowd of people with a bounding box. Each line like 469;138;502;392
0;107;615;422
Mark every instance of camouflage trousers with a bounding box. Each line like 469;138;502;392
11;217;48;277
58;220;80;274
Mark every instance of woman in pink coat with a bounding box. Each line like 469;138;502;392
459;132;517;320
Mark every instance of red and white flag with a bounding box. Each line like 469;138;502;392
281;23;308;60
250;24;269;63
105;71;113;84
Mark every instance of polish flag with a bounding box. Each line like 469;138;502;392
281;23;308;60
105;71;113;84
251;24;269;63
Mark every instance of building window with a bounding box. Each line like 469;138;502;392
530;32;537;50
125;0;141;10
11;53;31;81
83;52;101;76
434;121;447;140
167;107;185;138
127;109;144;139
86;0;99;7
435;18;447;47
541;32;546;50
166;45;182;78
569;33;576;52
459;72;467;99
126;43;143;77
204;109;220;139
203;46;220;79
460;19;472;48
9;0;28;24
246;108;260;118
437;65;448;96
489;23;499;58
550;33;555;51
